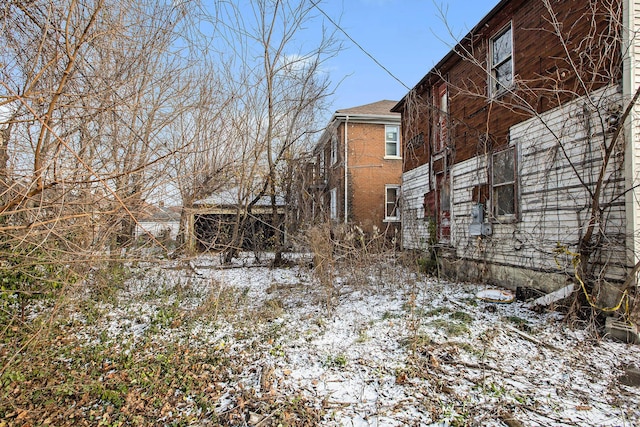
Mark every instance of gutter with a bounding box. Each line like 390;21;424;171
333;113;400;123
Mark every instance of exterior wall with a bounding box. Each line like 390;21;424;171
306;113;402;235
327;128;345;224
447;87;627;292
624;0;640;277
402;164;430;249
399;0;620;170
343;121;402;232
396;0;628;299
303;127;344;225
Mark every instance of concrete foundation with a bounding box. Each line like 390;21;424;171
440;255;568;293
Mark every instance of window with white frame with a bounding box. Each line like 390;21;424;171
385;185;400;221
330;137;338;165
492;147;516;218
385;125;400;157
330;188;337;220
490;24;513;96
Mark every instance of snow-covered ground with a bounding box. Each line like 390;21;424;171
21;252;639;426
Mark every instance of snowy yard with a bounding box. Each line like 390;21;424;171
1;253;638;426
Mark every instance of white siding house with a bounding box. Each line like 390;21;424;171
396;0;640;307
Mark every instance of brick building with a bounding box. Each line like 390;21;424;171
393;0;640;306
303;100;402;235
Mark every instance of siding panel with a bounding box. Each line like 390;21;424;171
402;164;430;249
446;87;627;281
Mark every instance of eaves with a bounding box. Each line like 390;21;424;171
392;0;519;112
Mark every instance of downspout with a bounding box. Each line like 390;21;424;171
623;0;640;280
344;115;349;224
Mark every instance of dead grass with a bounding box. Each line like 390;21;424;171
0;266;326;427
306;224;336;313
2;254;638;426
194;278;248;322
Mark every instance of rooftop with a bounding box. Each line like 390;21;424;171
335;100;400;117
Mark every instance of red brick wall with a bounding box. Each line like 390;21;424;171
338;121;402;233
400;0;621;172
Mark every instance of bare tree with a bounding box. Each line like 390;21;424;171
218;0;339;264
169;68;239;252
0;0;216;300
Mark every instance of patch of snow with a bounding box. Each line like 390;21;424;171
56;254;640;426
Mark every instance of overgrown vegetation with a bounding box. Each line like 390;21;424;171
0;261;323;426
1;0;639;424
1;253;638;425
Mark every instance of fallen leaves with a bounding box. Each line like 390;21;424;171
1;257;639;426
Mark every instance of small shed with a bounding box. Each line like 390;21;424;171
192;188;286;251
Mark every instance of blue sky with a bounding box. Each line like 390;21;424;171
318;0;499;112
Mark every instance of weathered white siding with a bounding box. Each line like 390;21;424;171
514;85;626;281
449;86;627;284
401;164;430;249
450;154;488;259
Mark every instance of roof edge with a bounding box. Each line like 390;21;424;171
393;0;513;111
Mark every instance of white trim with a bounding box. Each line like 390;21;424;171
489;22;514;97
385;124;401;157
491;146;517;221
330;136;338;165
330;187;338;220
384;184;401;221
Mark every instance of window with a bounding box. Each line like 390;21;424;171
330;188;337;220
434;82;448;152
385;185;400;221
490;24;513;96
330;137;338;165
385;125;400;157
492;147;516;218
319;150;325;174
